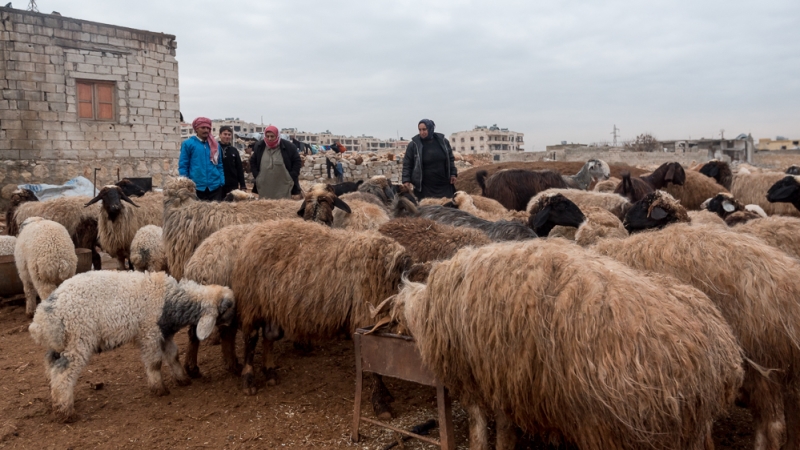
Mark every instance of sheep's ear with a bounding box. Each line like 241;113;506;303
700;198;712;209
650;207;668;220
296;200;307;217
383;186;395;201
664;165;676;182
196;314;216;341
722;200;736;213
531;205;551;230
333;197;351;213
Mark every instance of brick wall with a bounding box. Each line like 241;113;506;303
0;7;180;189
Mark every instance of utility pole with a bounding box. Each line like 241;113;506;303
720;129;725;140
27;0;37;11
611;124;620;147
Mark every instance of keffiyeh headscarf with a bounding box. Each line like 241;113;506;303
192;117;219;164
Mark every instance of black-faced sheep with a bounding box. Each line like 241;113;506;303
734;171;800;217
614;162;686;203
15;217;77;317
786;165;800;175
411;205;539;241
562;158;610;189
331;179;363;196
85;186;163;270
527;188;631;220
698;159;733;190
28;270;234;422
477;168;570;211
701;192;763;226
766;175;800;213
129;225;166;272
5;188;38;236
523;193;587;237
387;239;742;450
592;224;800;450
622;190;690;233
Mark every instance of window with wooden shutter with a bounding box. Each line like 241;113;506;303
76;80;116;121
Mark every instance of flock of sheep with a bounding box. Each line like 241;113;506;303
3;157;800;450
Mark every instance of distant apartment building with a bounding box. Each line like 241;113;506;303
180;118;263;139
449;125;524;153
758;137;800;151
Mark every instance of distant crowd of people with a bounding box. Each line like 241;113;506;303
179;117;457;202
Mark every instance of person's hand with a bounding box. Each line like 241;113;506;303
450;176;457;184
403;182;414;191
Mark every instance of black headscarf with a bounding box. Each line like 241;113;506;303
418;119;435;141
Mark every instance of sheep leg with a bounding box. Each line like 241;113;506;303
783;381;800;450
91;247;101;271
745;370;784;450
261;323;283;386
370;374;394;420
183;324;202;379
141;337;169;396
466;403;490;450
241;326;259;396
495;409;518;450
47;349;86;423
219;323;242;375
115;252;127;270
33;280;57;304
19;268;37;317
163;338;191;387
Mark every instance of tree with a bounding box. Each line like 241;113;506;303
625;134;661;152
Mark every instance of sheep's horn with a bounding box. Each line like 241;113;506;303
119;190;139;207
368;296;395;319
84;194;103;207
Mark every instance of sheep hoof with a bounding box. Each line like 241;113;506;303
242;372;257;395
244;386;258;396
371;397;393;420
175;377;191;387
262;367;278;386
53;408;78;423
151;385;170;397
185;364;202;379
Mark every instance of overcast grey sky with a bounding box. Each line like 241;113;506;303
44;0;799;150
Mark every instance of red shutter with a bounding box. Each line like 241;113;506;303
96;84;114;120
77;81;94;119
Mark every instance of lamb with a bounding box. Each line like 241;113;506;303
561;158;610;189
129;225;166;272
28;270;234;422
664;169;731;210
766;175;800;213
228;219;412;419
622;190;690;233
0;235;16;255
387;240;742;450
378;217;492;263
476;168;569;211
85;186;164;270
592;176;620;193
698;159;733;190
14;217;77;317
527;188;631;219
592;225;800;450
733;171;800;216
614;162;686;203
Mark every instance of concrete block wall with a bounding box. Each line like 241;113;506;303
0;7;181;188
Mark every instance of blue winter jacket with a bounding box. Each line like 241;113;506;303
179;136;225;192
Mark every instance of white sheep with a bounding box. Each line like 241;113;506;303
129;225;166;272
15;217;77;317
28;270;235;422
0;235;16;256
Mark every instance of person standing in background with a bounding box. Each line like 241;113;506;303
250;125;302;199
217;126;247;197
179;117;225;201
402;119;457;199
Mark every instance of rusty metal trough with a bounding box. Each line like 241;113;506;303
0;248;93;298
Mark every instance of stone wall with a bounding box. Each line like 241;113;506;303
539;147;713;167
0;7;180;189
751;150;800;170
297;154;473;184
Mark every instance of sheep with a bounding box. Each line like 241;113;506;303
786;165;800;175
341;191;388;210
700;192;763;226
330;179;363;196
12;194;102;270
527;188;631;219
162;177;307;280
734;172;800;216
561;158;610;189
687;210;727;227
14;217;77;317
0;235;16;255
378;217;492;263
411;205;539;241
332;198;389;231
664;169;732;210
223;189;257;202
731;215;800;260
520;192;587;237
447;190;529;222
85;186;164;270
593;176;620;193
766;175;800;213
129;225;166;272
614;162;686;202
5;188;38;236
525;193;625;245
698;159;733;190
592;224;800;450
357;175;395;207
228;219;412;419
476;168;569;211
386;239;742;450
28;270;235;422
622;190;690;233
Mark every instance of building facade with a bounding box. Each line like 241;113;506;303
449;125;525;153
758;137;800;151
0;7;181;189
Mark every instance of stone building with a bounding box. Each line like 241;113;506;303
450;124;525;153
0;7;180;189
758;137;800;151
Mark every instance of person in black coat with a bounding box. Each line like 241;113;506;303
250;126;302;198
402;119;457;199
218;126;247;196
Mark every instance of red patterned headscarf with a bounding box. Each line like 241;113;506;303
192;117;219;164
264;125;280;149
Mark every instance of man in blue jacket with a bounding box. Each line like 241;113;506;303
179;117;225;201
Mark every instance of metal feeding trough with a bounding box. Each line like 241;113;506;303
0;248;93;298
125;177;153;192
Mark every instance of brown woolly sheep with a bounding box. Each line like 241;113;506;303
449;191;529;222
664;169;731;210
593;224;800;450
592;176;620;193
357;175;395;207
733;171;800;217
378;217;492;263
687;210;727;227
341;191;389;210
85;186;164;270
389;239;742;450
5;188;38;236
698;159;734;190
614;162;686;203
732;215;800;260
228;220;412;419
296;183;352;225
477;169;570;211
527;188;631;220
455;161;646;195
